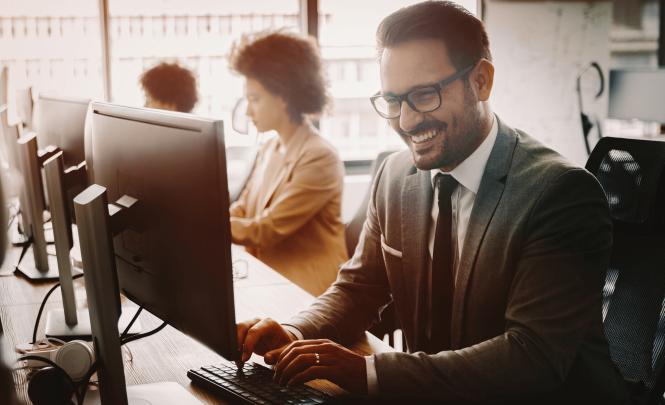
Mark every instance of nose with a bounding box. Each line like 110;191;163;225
245;103;253;119
398;100;423;134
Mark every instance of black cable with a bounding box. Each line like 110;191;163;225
76;360;97;405
121;321;167;346
32;273;85;344
74;306;146;404
16;242;30;269
79;319;167;403
120;306;143;340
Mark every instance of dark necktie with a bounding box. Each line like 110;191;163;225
429;173;458;353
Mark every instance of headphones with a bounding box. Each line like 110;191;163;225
17;340;96;405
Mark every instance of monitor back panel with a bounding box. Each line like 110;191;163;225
37;95;90;167
89;102;237;360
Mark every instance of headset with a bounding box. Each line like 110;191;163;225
14;299;156;405
17;339;96;405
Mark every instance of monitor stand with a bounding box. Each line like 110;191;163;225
14;245;80;281
76;184;197;405
45;306;142;341
15;133;62;282
82;382;202;405
8;216;29;245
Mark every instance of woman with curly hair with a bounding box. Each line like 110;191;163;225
229;31;347;296
140;62;198;113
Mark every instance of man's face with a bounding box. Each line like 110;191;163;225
380;38;484;171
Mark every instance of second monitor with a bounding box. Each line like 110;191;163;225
76;101;235;404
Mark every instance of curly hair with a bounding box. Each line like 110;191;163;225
229;31;328;124
140;62;198;113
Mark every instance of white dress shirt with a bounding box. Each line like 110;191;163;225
287;116;499;395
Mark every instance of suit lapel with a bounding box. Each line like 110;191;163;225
401;168;433;350
451;119;518;347
258;124;310;210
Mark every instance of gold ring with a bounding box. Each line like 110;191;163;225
315;352;320;365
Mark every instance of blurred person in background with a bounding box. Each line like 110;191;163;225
140;62;198;113
228;31;347;297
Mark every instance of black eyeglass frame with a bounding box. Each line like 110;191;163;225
369;62;477;119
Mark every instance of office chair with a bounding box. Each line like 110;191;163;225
343;150;402;349
586;137;665;405
345;150;394;257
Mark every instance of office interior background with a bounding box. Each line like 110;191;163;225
0;0;664;403
1;0;662;222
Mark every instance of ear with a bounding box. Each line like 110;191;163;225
471;59;494;102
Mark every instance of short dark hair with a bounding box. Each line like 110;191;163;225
229;31;328;124
140;62;198;113
376;1;492;71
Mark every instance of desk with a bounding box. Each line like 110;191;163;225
1;244;391;404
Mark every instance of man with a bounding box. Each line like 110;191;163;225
140;62;198;113
237;2;629;403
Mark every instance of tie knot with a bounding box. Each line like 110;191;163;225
436;173;458;202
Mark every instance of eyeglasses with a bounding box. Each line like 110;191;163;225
369;63;476;119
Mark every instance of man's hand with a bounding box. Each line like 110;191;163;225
268;339;368;395
236;318;297;363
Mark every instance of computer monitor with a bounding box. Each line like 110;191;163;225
14;95;90;281
0;105;30;246
0;66;7;106
74;102;234;404
16;87;34;130
608;68;665;126
36;94;90;168
14;133;63;281
42;152;139;340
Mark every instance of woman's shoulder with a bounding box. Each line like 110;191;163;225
301;126;340;158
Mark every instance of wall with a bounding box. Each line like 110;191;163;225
485;1;612;165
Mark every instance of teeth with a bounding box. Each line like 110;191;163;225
411;128;439;144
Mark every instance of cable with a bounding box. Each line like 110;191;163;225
120;306;143;340
121;321;167;346
76;360;97;404
32;273;85;344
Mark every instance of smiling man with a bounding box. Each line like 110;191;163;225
236;1;629;403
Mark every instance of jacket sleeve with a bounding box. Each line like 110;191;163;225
229;183;250;218
372;169;615;403
283;158;393;344
230;146;343;249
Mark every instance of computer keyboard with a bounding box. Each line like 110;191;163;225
187;360;333;405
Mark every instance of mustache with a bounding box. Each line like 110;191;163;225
400;120;447;137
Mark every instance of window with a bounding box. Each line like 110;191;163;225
318;0;478;160
604;0;662;138
108;0;300;146
0;0;104;112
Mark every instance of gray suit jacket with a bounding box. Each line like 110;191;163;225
285;119;629;403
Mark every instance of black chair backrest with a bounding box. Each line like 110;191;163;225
345;150;395;257
586;137;665;404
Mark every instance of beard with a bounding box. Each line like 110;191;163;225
401;88;484;171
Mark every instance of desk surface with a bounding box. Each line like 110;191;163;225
0;244;391;404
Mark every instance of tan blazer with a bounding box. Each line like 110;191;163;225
230;122;348;296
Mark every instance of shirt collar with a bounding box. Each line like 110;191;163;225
430;114;498;194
